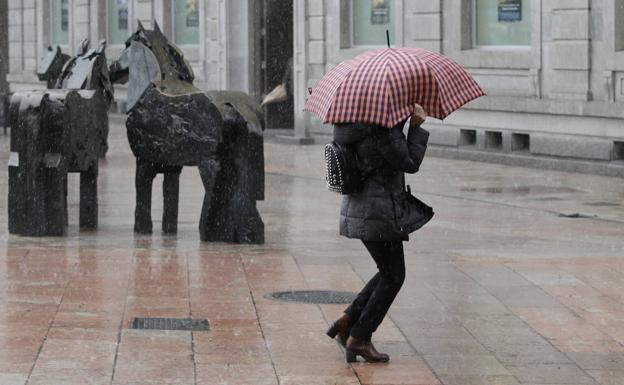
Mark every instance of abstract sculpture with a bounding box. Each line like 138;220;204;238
8;40;113;236
109;21;265;243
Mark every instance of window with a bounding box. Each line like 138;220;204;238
51;0;69;45
174;0;200;45
615;1;624;51
109;0;129;45
353;0;395;46
475;0;531;46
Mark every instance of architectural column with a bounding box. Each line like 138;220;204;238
21;0;36;72
204;0;227;90
544;0;591;100
8;0;24;77
73;0;91;49
289;0;321;144
134;0;154;28
0;0;8;129
404;0;442;52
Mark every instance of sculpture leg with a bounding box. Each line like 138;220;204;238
7;161;26;234
8;97;27;234
219;179;264;244
45;162;67;236
162;166;182;234
79;162;98;229
135;159;156;234
197;159;220;241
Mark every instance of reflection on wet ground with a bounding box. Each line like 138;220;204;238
0;122;623;384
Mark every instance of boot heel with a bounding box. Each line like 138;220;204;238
346;350;357;363
326;324;338;339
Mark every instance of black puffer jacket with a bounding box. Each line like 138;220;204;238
334;121;431;241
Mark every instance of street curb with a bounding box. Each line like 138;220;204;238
426;146;624;178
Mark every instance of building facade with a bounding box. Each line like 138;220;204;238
0;0;8;129
5;0;624;170
6;0;265;93
298;0;624;169
6;0;294;129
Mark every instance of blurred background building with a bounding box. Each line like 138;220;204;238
0;0;8;130
4;0;624;174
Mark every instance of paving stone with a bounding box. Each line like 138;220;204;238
586;369;624;385
506;364;597;384
437;374;520;385
423;355;511;376
0;122;623;384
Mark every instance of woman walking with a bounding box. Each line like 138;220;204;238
326;104;431;363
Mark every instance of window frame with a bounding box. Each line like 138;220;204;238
107;0;131;47
168;0;203;65
50;0;71;47
336;0;404;62
444;0;540;70
472;0;532;48
611;0;624;69
172;0;201;46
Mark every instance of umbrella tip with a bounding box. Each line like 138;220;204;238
386;30;390;48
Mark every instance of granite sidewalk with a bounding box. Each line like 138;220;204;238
0;124;623;385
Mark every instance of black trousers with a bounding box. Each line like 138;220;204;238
345;240;406;341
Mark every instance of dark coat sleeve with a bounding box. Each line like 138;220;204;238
377;124;429;174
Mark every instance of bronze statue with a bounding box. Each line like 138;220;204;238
8;40;113;236
109;21;265;243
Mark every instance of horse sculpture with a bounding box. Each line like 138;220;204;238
109;21;264;243
37;45;70;88
59;39;113;157
8;40;113;236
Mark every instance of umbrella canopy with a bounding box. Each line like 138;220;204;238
304;47;485;128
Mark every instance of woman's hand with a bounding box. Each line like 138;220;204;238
410;104;426;126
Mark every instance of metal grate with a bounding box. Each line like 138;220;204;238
266;290;357;304
132;317;209;331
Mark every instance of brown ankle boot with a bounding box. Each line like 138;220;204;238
326;313;352;347
345;336;389;363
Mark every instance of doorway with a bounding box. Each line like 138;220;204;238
255;0;294;129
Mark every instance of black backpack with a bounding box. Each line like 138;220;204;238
324;141;364;194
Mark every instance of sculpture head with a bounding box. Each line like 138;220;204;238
37;46;71;87
55;39;113;101
76;38;90;56
109;20;196;111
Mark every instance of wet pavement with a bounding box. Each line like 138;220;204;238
0;122;624;385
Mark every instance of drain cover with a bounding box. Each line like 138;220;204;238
266;290;357;304
132;317;209;331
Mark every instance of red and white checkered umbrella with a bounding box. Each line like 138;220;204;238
304;47;485;128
